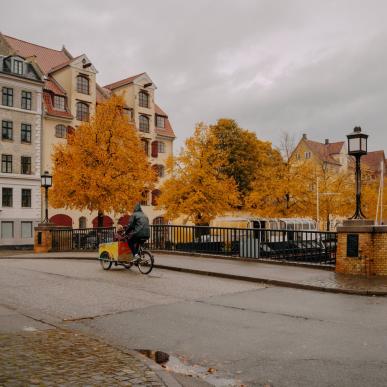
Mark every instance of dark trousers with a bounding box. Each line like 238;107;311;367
128;237;140;256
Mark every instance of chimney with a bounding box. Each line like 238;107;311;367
302;133;307;140
325;139;329;145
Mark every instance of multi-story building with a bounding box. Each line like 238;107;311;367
0;33;175;233
0;52;44;246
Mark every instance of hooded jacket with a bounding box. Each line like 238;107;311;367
126;203;150;239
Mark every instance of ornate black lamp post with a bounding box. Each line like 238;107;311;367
347;127;368;219
41;171;52;223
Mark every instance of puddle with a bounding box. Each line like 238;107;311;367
137;349;242;386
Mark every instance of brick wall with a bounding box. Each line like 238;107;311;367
336;229;387;276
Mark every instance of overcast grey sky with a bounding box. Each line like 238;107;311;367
2;0;387;151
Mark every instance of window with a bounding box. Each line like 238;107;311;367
1;155;12;173
79;217;87;229
21;222;33;238
139;91;149;108
53;95;65;110
21;124;31;143
55;124;67;138
139;115;149;132
21;91;32;110
141;139;149;156
21;156;31;175
2;87;13;106
305;151;311;159
76;102;89;121
2;188;12;207
151;189;161;206
295;153;301;160
2;121;13;140
1;222;13;239
77;75;89;94
21;189;31;207
13;60;23;75
154;165;165;178
141;190;149;206
156;115;165;128
158;141;166;153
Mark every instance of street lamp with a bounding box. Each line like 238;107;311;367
347;126;368;219
41;171;52;223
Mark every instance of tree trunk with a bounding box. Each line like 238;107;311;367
98;211;104;228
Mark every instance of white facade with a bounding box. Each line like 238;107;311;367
0;63;43;246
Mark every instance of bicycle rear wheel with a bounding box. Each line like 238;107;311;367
138;250;154;274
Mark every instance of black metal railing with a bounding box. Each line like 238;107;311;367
50;225;337;266
148;225;337;265
51;227;116;251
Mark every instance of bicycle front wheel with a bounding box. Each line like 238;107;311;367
138;250;154;274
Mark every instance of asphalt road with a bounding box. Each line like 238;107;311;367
1;258;387;387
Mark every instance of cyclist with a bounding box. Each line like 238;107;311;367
125;203;150;262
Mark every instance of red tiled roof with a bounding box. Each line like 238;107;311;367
3;34;72;74
155;104;175;138
96;84;111;103
362;151;385;173
43;92;73;119
44;77;66;96
104;73;145;90
304;140;343;165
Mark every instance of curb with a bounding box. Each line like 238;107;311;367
2;254;386;297
153;263;387;297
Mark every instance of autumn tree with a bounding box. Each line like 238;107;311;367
210;118;279;204
157;123;239;224
50;95;155;226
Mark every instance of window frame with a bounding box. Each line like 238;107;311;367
21;156;32;175
1;221;14;239
21;123;32;143
21;90;32;110
139;115;150;132
2;187;13;207
2;87;13;107
76;75;89;95
53;95;65;111
21;221;33;238
156;115;165;128
76;101;89;121
55;124;67;138
2;120;13;141
1;154;12;173
158;141;166;153
141;139;149;156
139;91;149;108
21;188;32;208
13;59;23;75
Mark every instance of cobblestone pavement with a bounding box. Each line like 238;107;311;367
0;329;166;387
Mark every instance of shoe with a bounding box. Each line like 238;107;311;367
132;254;140;264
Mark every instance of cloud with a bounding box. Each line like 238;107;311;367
2;0;387;151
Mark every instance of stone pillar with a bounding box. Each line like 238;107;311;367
336;219;387;276
34;223;55;253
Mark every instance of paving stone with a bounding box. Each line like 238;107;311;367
0;329;166;386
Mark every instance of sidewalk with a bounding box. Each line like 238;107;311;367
0;305;180;387
4;250;387;296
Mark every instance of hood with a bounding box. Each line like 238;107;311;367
133;203;143;212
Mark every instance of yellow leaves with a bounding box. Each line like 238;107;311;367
50;94;156;215
157;123;239;224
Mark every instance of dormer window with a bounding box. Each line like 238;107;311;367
139;91;149;108
77;75;89;94
12;59;23;75
156;115;165;128
53;95;65;111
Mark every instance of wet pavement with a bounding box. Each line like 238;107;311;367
4;251;387;295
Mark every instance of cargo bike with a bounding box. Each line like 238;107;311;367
98;240;154;274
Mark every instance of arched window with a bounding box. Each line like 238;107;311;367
141;190;149;206
77;75;89;94
151;189;161;206
158;141;166;153
76;102;89;121
79;216;86;229
139;115;149;132
55;124;67;138
139;91;149;108
50;214;72;227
